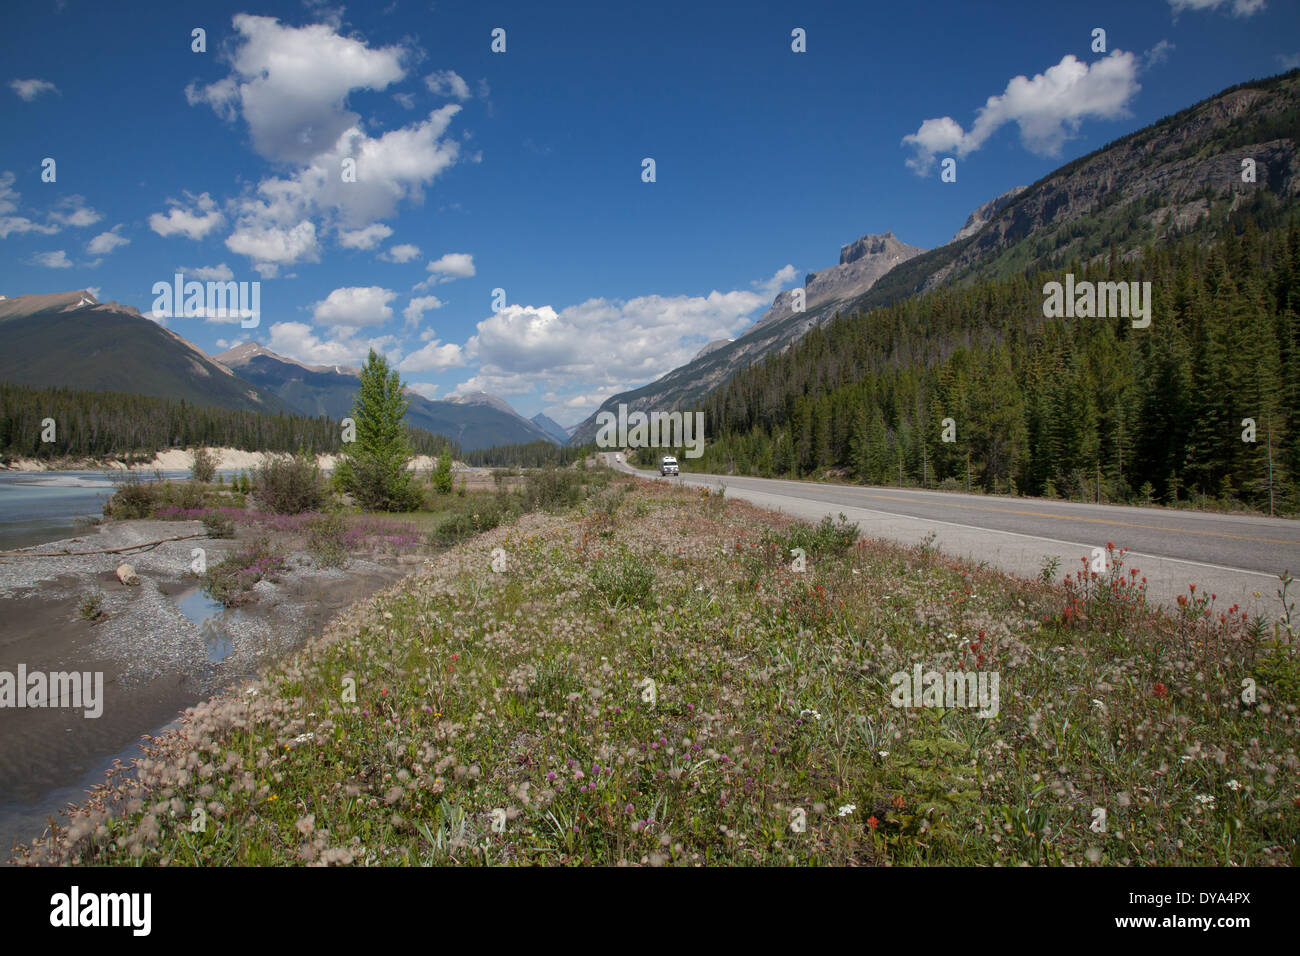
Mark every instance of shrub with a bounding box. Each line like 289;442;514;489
77;591;105;621
190;447;218;483
433;454;453;495
428;504;513;547
103;472;156;519
521;467;583;512
202;511;236;539
307;512;350;569
588;549;655;609
784;513;860;557
254;453;325;515
201;537;288;607
153;480;205;511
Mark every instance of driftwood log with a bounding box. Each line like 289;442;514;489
0;531;205;561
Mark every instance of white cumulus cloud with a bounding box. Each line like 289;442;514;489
268;321;399;367
226;220;318;266
87;227;129;255
182;16;465;269
150;192;225;239
186;13;407;164
381;243;421;263
399;337;466;373
423;252;475;283
425;69;471;100
463;287;767;398
311;286;397;327
403;294;443;325
48;196;102;228
0;171;60;238
31;249;73;268
902;51;1140;174
182;263;236;281
9;78;59;101
1169;0;1265;16
338;223;393;250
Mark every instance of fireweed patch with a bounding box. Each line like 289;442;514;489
15;478;1298;867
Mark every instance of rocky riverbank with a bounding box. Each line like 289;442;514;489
0;448;450;473
0;516;425;855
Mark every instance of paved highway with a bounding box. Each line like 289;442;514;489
601;454;1300;623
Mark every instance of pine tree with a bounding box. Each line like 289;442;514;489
336;349;418;511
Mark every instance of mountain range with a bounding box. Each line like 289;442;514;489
0;291;292;414
214;344;560;451
6;71;1297;458
0;293;565;451
569;69;1300;445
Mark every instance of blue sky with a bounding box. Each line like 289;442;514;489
2;0;1296;425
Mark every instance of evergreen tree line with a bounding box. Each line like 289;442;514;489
691;215;1300;513
0;383;458;462
463;439;590;468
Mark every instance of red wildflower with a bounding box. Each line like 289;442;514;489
866;815;879;830
1153;681;1169;698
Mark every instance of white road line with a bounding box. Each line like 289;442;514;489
680;475;1281;580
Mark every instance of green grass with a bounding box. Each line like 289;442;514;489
76;591;105;622
18;478;1298;866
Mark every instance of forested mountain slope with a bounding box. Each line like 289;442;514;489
573;69;1300;454
691;201;1300;511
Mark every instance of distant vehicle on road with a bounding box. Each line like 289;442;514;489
660;455;679;476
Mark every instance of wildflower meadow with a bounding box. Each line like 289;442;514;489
17;477;1298;866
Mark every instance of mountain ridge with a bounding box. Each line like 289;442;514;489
0;291;292;414
568;69;1300;446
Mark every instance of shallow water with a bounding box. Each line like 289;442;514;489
0;714;180;864
0;470;239;551
174;587;241;663
0;472;117;551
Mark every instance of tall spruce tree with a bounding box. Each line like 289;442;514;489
336;349;418;511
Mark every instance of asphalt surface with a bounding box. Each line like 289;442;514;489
601;454;1300;623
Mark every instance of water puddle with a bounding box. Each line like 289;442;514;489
0;714;182;864
174;588;240;663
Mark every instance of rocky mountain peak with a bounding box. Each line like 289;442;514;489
947;186;1028;244
839;232;899;265
214;341;273;364
449;390;522;419
751;232;927;333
